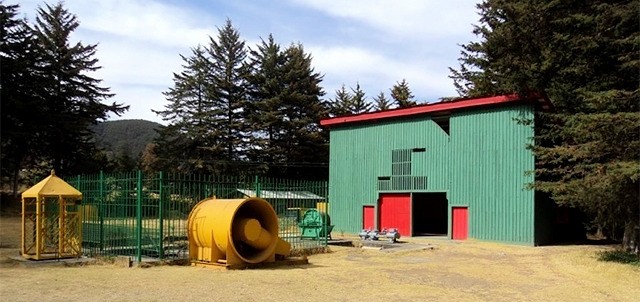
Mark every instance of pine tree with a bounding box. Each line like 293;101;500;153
350;82;372;114
155;20;250;175
372;91;392;111
247;38;328;178
329;84;353;117
206;19;251;171
390;79;417;108
154;46;219;173
245;35;287;174
450;0;640;250
0;2;41;196
276;43;328;178
139;143;159;175
30;2;127;176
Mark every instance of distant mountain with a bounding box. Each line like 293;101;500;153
91;119;162;159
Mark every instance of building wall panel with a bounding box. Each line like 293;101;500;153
328;104;537;245
328;116;451;234
449;105;535;244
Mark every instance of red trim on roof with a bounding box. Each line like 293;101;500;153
320;93;551;127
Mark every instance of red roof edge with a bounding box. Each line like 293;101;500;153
320;92;552;128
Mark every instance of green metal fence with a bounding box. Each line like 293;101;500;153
70;172;330;262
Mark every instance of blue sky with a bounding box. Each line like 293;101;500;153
17;0;481;123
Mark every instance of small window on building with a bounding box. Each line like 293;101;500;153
432;114;450;135
391;149;411;175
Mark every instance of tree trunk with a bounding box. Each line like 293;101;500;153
622;222;639;255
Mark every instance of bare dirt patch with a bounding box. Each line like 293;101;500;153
1;215;638;301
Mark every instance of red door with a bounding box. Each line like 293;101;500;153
378;193;411;236
452;207;468;240
362;206;375;230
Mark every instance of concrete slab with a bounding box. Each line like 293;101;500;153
327;239;356;247
357;240;437;253
9;255;97;268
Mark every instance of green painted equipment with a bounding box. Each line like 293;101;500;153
299;209;334;240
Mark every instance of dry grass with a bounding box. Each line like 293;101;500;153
1;215;639;302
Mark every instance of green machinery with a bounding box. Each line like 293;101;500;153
299;209;334;240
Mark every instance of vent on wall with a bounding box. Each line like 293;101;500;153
391;149;412;175
378;177;391;191
377;176;428;191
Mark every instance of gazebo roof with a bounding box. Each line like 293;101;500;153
22;171;82;198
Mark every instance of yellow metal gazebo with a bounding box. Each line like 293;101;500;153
21;170;83;260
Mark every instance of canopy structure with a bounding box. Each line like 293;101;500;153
21;170;83;260
237;189;324;200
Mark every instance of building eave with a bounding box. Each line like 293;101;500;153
320;93;552;128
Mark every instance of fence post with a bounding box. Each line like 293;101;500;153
158;171;164;259
99;171;104;252
76;174;86;255
136;170;143;263
254;175;261;198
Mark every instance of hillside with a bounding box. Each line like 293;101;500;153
91;119;161;159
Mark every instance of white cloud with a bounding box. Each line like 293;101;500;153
294;0;480;101
309;45;456;102
70;0;213;48
290;0;479;39
107;85;166;122
21;0;214;48
18;0;215;124
15;0;480;122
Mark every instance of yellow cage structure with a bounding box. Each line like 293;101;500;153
21;171;83;260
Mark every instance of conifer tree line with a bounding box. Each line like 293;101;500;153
450;0;639;250
328;78;419;116
1;1;421;191
147;20;422;179
1;2;127;196
148;22;329;179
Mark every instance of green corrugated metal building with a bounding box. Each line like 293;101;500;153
320;94;569;246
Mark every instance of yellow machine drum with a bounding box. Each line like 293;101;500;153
187;197;289;266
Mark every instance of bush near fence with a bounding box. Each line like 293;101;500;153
70;171;329;262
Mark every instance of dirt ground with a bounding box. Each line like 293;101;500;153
1;215;639;302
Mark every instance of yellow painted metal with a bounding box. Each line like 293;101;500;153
316;202;328;213
22;171;82;198
187;196;291;268
21;170;83;260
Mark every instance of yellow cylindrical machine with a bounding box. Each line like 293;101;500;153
187;197;291;268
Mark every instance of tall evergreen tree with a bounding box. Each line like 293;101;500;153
329;84;353;117
0;2;40;196
155;19;249;175
206;19;250;170
373;91;393;111
31;2;127;176
247;38;328;178
390;79;417;108
450;0;639;250
154;46;217;173
275;43;328;178
350;82;372;114
246;35;287;174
